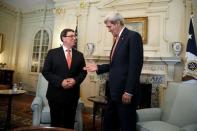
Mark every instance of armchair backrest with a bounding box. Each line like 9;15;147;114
162;81;197;127
36;73;49;106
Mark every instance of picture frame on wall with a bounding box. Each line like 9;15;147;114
124;17;148;44
0;33;3;53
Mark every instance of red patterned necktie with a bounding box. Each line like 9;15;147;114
66;49;72;69
110;36;119;60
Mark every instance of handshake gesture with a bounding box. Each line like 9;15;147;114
83;62;98;72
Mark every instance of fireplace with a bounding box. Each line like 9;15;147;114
85;56;181;107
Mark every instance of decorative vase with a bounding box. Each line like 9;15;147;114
86;43;95;56
172;42;182;56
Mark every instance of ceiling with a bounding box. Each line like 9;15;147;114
2;0;197;14
1;0;54;12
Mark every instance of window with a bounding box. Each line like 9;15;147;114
31;29;50;73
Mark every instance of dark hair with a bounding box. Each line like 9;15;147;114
60;28;74;42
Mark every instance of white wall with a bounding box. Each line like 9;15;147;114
0;6;17;69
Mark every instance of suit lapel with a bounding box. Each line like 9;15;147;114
110;40;116;59
111;28;128;62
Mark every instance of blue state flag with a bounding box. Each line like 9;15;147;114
183;18;197;79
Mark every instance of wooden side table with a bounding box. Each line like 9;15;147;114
0;84;10;90
0;89;26;130
87;96;107;131
13;126;75;131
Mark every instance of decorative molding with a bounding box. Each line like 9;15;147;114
142;64;167;75
97;0;172;9
85;56;109;63
144;56;181;62
22;1;80;16
22;15;54;24
86;55;181;63
23;7;65;16
79;0;90;9
0;2;18;16
52;7;66;15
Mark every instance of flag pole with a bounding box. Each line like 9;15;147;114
190;1;194;19
74;16;78;49
75;3;81;50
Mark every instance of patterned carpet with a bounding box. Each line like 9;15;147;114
0;94;101;131
12;104;32;127
0;95;33;130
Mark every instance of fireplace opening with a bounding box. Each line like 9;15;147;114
138;83;152;109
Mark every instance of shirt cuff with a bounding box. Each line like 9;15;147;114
124;92;133;96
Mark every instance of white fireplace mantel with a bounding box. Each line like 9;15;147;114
144;56;181;63
143;56;182;81
85;56;181;81
86;56;181;62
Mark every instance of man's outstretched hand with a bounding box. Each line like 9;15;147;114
83;62;98;72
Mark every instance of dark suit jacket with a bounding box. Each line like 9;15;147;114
97;28;143;102
42;47;87;103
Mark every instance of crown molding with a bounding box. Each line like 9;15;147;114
96;0;172;9
0;1;18;16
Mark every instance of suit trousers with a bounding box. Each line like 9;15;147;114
103;100;137;131
48;100;78;129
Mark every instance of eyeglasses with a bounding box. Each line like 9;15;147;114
65;35;76;38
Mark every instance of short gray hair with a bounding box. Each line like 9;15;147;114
104;12;124;26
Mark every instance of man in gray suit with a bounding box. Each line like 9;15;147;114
84;12;144;131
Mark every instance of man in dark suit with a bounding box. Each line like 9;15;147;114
84;12;143;131
42;28;87;129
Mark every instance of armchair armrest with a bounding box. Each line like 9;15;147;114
181;123;197;131
137;108;162;122
74;99;84;131
31;96;43;126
